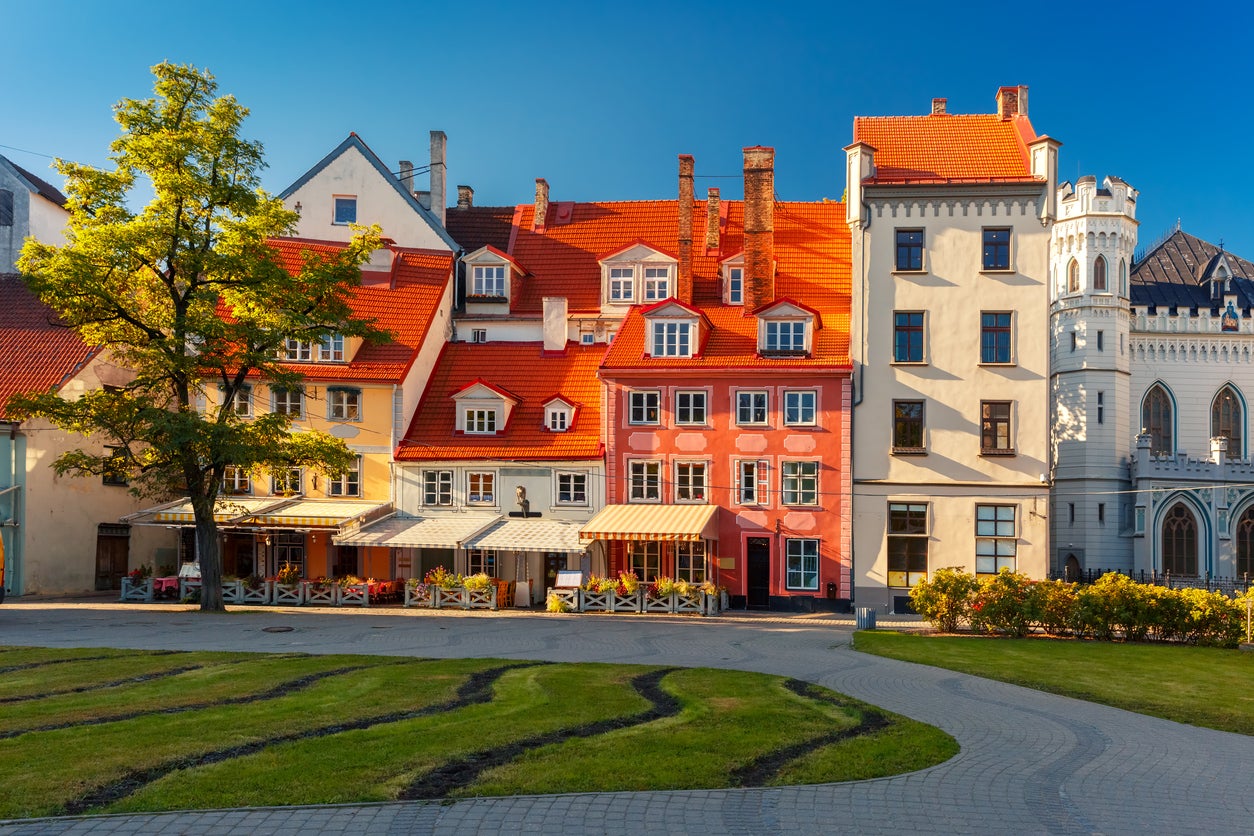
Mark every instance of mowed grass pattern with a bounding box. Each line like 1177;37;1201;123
0;647;956;818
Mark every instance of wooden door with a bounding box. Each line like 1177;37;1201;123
95;526;131;590
746;537;771;609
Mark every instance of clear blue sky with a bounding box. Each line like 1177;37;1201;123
6;0;1251;258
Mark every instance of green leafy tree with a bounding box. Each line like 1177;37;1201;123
13;63;383;611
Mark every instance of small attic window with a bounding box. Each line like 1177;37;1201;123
547;406;571;431
650;320;694;357
764;320;807;353
333;196;357;225
727;267;743;305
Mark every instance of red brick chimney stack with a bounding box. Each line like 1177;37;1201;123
534;178;549;232
742;146;775;310
996;85;1028;120
677;154;695;304
706;187;720;250
932;97;947;115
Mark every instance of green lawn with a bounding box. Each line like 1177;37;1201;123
854;631;1254;735
0;647;956;818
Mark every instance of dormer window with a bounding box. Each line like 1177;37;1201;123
641;299;708;359
464;408;498;434
652;321;692;357
643;267;670;301
756;299;819;357
609;267;635;302
333;196;357;225
548;409;568;431
727;267;743;304
600;243;678;307
320;334;344;361
453;380;518;435
462;246;524;305
765;320;806;352
544;397;577;432
284;334;344;362
472;265;506;297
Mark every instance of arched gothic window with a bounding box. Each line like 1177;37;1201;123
1161;502;1198;577
1142;384;1173;455
1120;258;1128;295
1093;255;1107;291
1236;507;1254;580
1211;386;1243;458
1067;258;1079;293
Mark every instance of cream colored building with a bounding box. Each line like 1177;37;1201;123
846;88;1059;611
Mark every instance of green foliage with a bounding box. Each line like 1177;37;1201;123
274;562;301;586
545;592;573;613
909;567;977;632
1033;579;1078;635
423;566;462;590
970;571;1038;638
1074;573;1152;641
462;573;492;592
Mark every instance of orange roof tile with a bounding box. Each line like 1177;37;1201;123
259;239;453;384
396;341;605;461
853;113;1038;184
0;275;96;420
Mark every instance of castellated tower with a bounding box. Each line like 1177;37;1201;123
1050;175;1138;576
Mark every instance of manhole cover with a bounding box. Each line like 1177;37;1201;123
262;626;294;633
371;625;391;630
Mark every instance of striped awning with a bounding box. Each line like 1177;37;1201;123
579;504;719;543
149;497;284;524
461;518;585;554
333;515;498;549
240;500;390;529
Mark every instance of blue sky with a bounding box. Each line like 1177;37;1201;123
7;0;1252;257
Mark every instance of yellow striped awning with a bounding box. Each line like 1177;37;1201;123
579;504;719;543
242;500;390;529
151;497;284;524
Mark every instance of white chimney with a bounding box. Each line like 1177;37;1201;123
543;297;568;352
429;130;447;227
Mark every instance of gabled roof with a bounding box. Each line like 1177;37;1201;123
464;244;526;273
1;157;68;207
852;113;1039;184
277;134;459;252
1131;229;1254;311
396;341;604;461
259;238;453;384
445;205;515;253
452;379;520;404
0;275;95;420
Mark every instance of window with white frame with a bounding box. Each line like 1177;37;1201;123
467;471;496;504
628;460;661;502
736;459;766;505
464;408;499;434
727;267;743;304
784;390;817;426
319;334;345;361
223;465;251;495
224;386;253;418
284;338;313;361
472;264;506;297
643;266;670;301
328;388;361;421
785;539;819;590
629;390;660;425
675;542;706;582
556;471;588;505
975;504;1017;575
273;388;304;418
470;329;487;343
547;406;570;431
736;391;768;425
468;548;497;576
781;461;818;505
333;196;356;225
609;267;634;302
675;462;707;502
273;467;302;495
764;320;807;353
650;321;692;357
629;541;660;581
328;456;361;497
423;470;453;506
675;391;706;425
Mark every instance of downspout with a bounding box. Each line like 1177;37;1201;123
848;206;870;604
2;423;22;596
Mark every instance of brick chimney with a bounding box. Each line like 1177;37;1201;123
457;185;474;209
534;178;549;232
399;160;415;195
678;155;694;304
742;146;775;311
705;187;720;250
429;131;447;226
931;97;947;115
996;85;1029;119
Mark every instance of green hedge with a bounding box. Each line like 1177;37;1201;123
908;569;1251;648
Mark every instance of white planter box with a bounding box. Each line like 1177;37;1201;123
120;577;153;603
272;583;304;606
179;579;202;601
302;582;338;606
240;581;270;604
609;590;642;612
433;587;467;609
546;588;578;612
339;583;368;606
580;589;611;612
405;584;434;607
220;580;244;604
642;592;675;613
465;587;497;609
675;592;704;614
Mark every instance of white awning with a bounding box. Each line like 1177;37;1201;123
461;518;586;554
580;504;720;543
127;497;390;530
333;515;498;549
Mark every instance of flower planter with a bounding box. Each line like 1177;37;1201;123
579;589;611;612
120;577;153;603
240;581;270;604
179;578;202;602
433;587;467;609
339;583;368;606
465;586;497;609
303;582;338;606
547;588;578;611
405;583;434;608
272;583;304;606
609;590;642;612
703;592;723;615
220;580;244;604
675;592;704;614
642;591;675;613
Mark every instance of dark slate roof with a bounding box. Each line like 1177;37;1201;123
444;205;515;253
1130;229;1254;311
12;163;68;207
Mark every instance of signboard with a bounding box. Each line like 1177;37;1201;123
554;570;583;588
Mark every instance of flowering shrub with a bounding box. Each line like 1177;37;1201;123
463;572;492;592
338;574;364;588
650;577;678;597
1033;579;1078;636
674;579;698;598
970;570;1038;637
424;566;462;590
546;591;573;613
243;574;266;592
1074;573;1151;640
275;562;301;586
909;567;978;632
127;564;152;582
617;571;641;595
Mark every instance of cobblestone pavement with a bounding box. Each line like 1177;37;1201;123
1;602;1251;835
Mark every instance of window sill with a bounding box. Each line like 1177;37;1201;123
980;449;1017;457
890;360;927;366
628;498;663;504
784;586;820;593
759;350;811;359
980;268;1015;275
891;447;927;456
891;269;927;276
783;423;819;429
977;362;1016;368
466;295;508;303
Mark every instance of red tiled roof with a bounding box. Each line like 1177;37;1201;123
396;342;605;461
0;275;96;419
853;113;1038;184
600;201;852;370
259;239;453;384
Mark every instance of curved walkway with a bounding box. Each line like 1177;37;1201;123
0;603;1251;835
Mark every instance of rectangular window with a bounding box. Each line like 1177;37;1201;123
887;503;928;587
893;400;925;452
975;504;1016;575
609;266;634;302
548;408;569;431
982;228;1011;270
736;460;763;504
781;461;819;505
980;401;1013;454
784;391;817;426
980;312;1012;364
423;470;453;506
580;332;595;345
273;466;302;495
1098;503;1106;524
629;391;660;425
556;472;588;505
225;386;253;418
468;548;497;576
629;460;661;502
896;229;924;271
471;329;487;343
1097;391;1104;425
675;542;706;583
1069;503;1075;524
629;542;660;581
328;456;361;497
893;312;924;362
785;539;820;590
1097;330;1104;352
284;338;313;361
675;462;707;502
319;334;344;361
728;267;743;304
1070;331;1077;352
223;465;251;495
333;196;357;225
273;388;304;418
643;266;670;301
675;391;707;425
651;321;692;357
102;447;129;487
472;265;506;297
464;408;498;434
736;391;768;425
765;320;806;352
467;471;495;504
328;389;361;421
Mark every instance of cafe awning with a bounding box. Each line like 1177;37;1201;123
461;518;585;554
579;504;719;543
237;499;390;529
131;497;285;525
332;514;498;549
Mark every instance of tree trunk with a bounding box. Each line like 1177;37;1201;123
191;495;225;612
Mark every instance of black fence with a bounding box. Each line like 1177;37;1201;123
1048;567;1252;597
